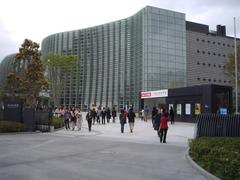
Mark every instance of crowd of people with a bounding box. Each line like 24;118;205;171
53;105;175;143
53;106;136;133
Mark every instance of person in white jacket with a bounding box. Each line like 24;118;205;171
75;107;83;131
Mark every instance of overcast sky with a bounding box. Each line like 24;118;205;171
0;0;240;62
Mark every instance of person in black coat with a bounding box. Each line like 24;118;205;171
154;107;162;137
152;106;158;127
112;107;117;123
101;107;106;124
119;109;127;133
128;107;136;133
86;110;93;132
106;107;111;123
170;106;175;124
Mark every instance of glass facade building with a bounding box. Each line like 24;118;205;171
41;6;186;110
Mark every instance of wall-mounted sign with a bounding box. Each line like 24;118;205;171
141;89;168;99
177;104;182;115
185;104;191;115
195;103;201;115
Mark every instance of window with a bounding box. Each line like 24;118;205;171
197;77;200;80
197;62;200;65
197;50;200;53
207;40;210;43
202;62;206;66
208;79;211;82
208;51;211;55
212;41;216;44
196;38;199;41
202;39;205;42
208;64;211;67
202;51;205;54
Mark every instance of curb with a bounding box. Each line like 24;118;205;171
185;148;220;180
0;131;41;135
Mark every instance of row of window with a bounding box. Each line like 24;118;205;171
196;62;224;68
197;77;231;83
196;38;234;48
196;50;226;57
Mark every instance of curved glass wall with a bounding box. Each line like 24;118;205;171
0;54;16;87
41;6;186;110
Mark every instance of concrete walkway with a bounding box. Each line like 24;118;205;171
0;114;212;180
54;114;196;147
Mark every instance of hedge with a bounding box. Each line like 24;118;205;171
0;121;26;133
189;137;240;180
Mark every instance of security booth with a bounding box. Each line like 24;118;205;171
3;99;23;122
140;84;232;122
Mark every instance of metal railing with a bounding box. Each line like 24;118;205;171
196;113;240;137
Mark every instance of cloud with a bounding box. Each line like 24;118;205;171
0;0;239;64
0;21;19;62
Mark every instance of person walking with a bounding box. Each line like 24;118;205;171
169;106;175;124
86;110;93;132
119;109;127;133
96;107;101;124
144;105;149;122
92;108;97;125
75;107;83;131
152;106;158;127
63;108;71;130
154;107;162;137
101;107;106;124
106;107;111;123
70;107;76;131
159;108;169;143
128;107;136;133
112;107;117;123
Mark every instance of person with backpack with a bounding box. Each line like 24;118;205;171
119;109;127;133
128;107;136;133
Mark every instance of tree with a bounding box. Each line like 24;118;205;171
44;53;78;107
6;39;48;107
224;45;240;85
5;73;23;98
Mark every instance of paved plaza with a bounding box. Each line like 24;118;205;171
0;115;210;180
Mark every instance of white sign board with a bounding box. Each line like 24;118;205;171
141;89;168;99
185;104;191;115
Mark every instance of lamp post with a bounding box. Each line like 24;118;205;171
234;17;238;114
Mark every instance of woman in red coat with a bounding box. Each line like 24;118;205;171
159;108;169;143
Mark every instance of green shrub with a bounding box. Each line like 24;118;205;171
39;117;49;125
0;121;26;133
51;116;64;129
189;137;240;180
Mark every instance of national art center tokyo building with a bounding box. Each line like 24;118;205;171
40;6;238;110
